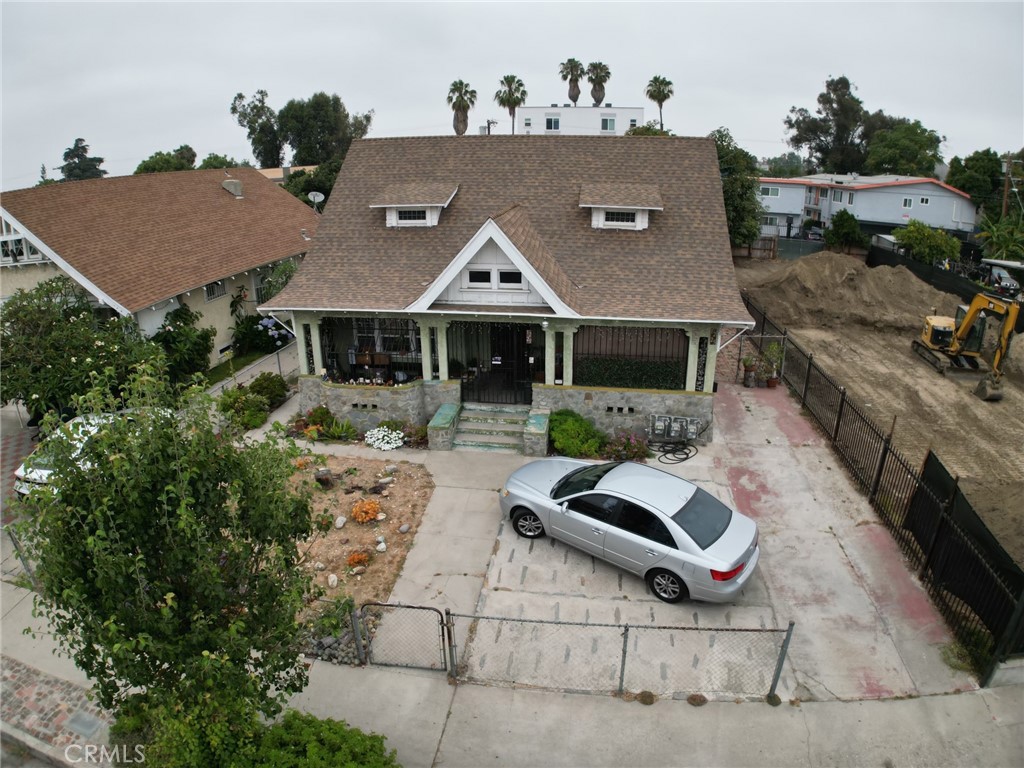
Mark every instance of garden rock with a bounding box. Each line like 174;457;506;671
378;477;395;486
351;566;367;575
327;573;338;589
385;465;398;473
399;523;410;534
334;515;347;529
314;469;335;489
375;536;385;544
314;561;326;572
376;542;387;553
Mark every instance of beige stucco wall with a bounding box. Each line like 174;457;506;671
0;262;64;301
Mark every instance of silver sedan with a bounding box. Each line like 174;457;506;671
499;459;759;603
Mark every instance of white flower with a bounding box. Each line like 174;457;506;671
85;357;93;364
31;394;39;400
94;340;104;347
364;426;405;451
71;357;77;363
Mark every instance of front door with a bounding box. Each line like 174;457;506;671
449;321;542;405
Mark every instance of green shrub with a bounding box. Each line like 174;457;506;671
247;372;288;407
602;430;652;461
244;710;399;768
303;407;357;441
549;409;606;458
218;387;270;430
573;357;684;390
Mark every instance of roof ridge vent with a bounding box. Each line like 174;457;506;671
222;179;243;198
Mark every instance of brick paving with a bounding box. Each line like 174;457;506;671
1;422;37;525
1;655;109;752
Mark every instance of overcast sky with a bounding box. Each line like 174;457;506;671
2;1;1021;191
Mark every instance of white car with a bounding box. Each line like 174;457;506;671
14;413;129;496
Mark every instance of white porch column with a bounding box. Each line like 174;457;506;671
562;325;579;386
544;324;555;385
309;317;324;375
684;329;700;391
418;323;433;380
703;330;719;393
294;314;310;375
437;321;450;380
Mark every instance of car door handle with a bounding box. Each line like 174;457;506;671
591;528;603;536
644;549;659;557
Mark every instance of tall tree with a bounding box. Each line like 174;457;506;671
281;158;342;208
447;80;477;137
644;76;674;132
586;62;611;107
494;75;528;134
978;213;1024;261
864;120;944;177
197;153;248;169
761;151;808;177
559;58;585;107
36;164;58;187
230;90;284;168
134;144;197;174
13;364;316;760
946;148;1015;217
709;127;764;246
59;138;107;181
277;92;373;166
0;276;157;420
784;76;868;174
625;121;674;136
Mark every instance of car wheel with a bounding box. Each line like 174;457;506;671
511;508;545;539
646;569;689;603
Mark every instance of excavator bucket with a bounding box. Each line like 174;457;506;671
974;377;1004;402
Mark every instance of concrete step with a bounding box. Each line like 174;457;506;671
456;421;526;436
452;431;524;452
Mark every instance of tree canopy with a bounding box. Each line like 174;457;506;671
864;120;944;176
824;208;869;252
644;76;673;132
14;365;316;759
281;158;342;208
559;58;585;106
277;92;373;166
197;153;249;170
586;62;611;106
134;145;197;174
892;219;960;265
0;276;157;420
945;147;1024;218
494;75;528;133
761;151;807;178
447;80;477;137
709;127;764;246
59;138;107;181
230;90;285;169
784;76;943;176
624;121;674;137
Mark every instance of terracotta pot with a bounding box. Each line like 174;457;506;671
767;376;779;389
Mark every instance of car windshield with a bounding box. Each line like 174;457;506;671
671;487;733;549
551;462;621;499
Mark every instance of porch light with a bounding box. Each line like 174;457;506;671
541;321;550;330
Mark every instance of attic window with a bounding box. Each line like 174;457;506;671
604;211;636;225
204;281;226;301
398;209;427;222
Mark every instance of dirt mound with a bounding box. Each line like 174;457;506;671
742;251;961;332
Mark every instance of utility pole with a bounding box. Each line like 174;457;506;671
1002;156;1011;218
486;119;498;136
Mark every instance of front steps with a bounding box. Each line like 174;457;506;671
453;403;531;453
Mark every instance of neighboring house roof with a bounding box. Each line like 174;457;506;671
268;135;749;325
760;173;971;199
257;165;319;183
1;168;319;314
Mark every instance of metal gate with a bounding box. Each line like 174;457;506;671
448;321;541;405
360;602;448;671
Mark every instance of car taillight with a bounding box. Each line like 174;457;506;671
711;563;745;582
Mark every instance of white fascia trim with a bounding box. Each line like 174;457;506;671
578;203;664;211
405;218;579;317
0;208;131;316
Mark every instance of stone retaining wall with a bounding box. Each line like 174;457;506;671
531;385;716;443
298;377;461;432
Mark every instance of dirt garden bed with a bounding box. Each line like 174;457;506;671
732;252;1024;566
294;453;435;664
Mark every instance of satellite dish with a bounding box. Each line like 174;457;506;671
308;192;325;203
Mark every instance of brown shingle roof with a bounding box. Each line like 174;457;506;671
1;168;319;313
491;204;579;312
269;135;750;324
578;182;664;210
369;182;458;207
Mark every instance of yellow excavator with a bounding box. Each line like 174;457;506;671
913;293;1021;401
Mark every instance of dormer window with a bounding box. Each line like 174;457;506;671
370;182;458;228
578;182;663;231
397;209;427;222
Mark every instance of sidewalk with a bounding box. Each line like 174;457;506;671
1;385;1022;766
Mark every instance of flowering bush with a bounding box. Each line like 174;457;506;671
346;552;370;569
351;499;381;524
232;314;294;355
364;426;404;451
602;429;653;461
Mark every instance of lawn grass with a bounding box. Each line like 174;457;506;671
206;351;266;386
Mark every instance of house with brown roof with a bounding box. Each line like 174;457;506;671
1;168;319;364
264;135;753;449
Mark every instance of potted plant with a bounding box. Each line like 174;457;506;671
762;342;784;388
741;355;758;388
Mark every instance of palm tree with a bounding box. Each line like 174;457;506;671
494;75;528;134
586;62;611;107
645;75;674;132
559;58;585;106
447;80;477;137
978;214;1024;262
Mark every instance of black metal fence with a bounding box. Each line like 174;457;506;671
743;296;1024;682
573;326;688;390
